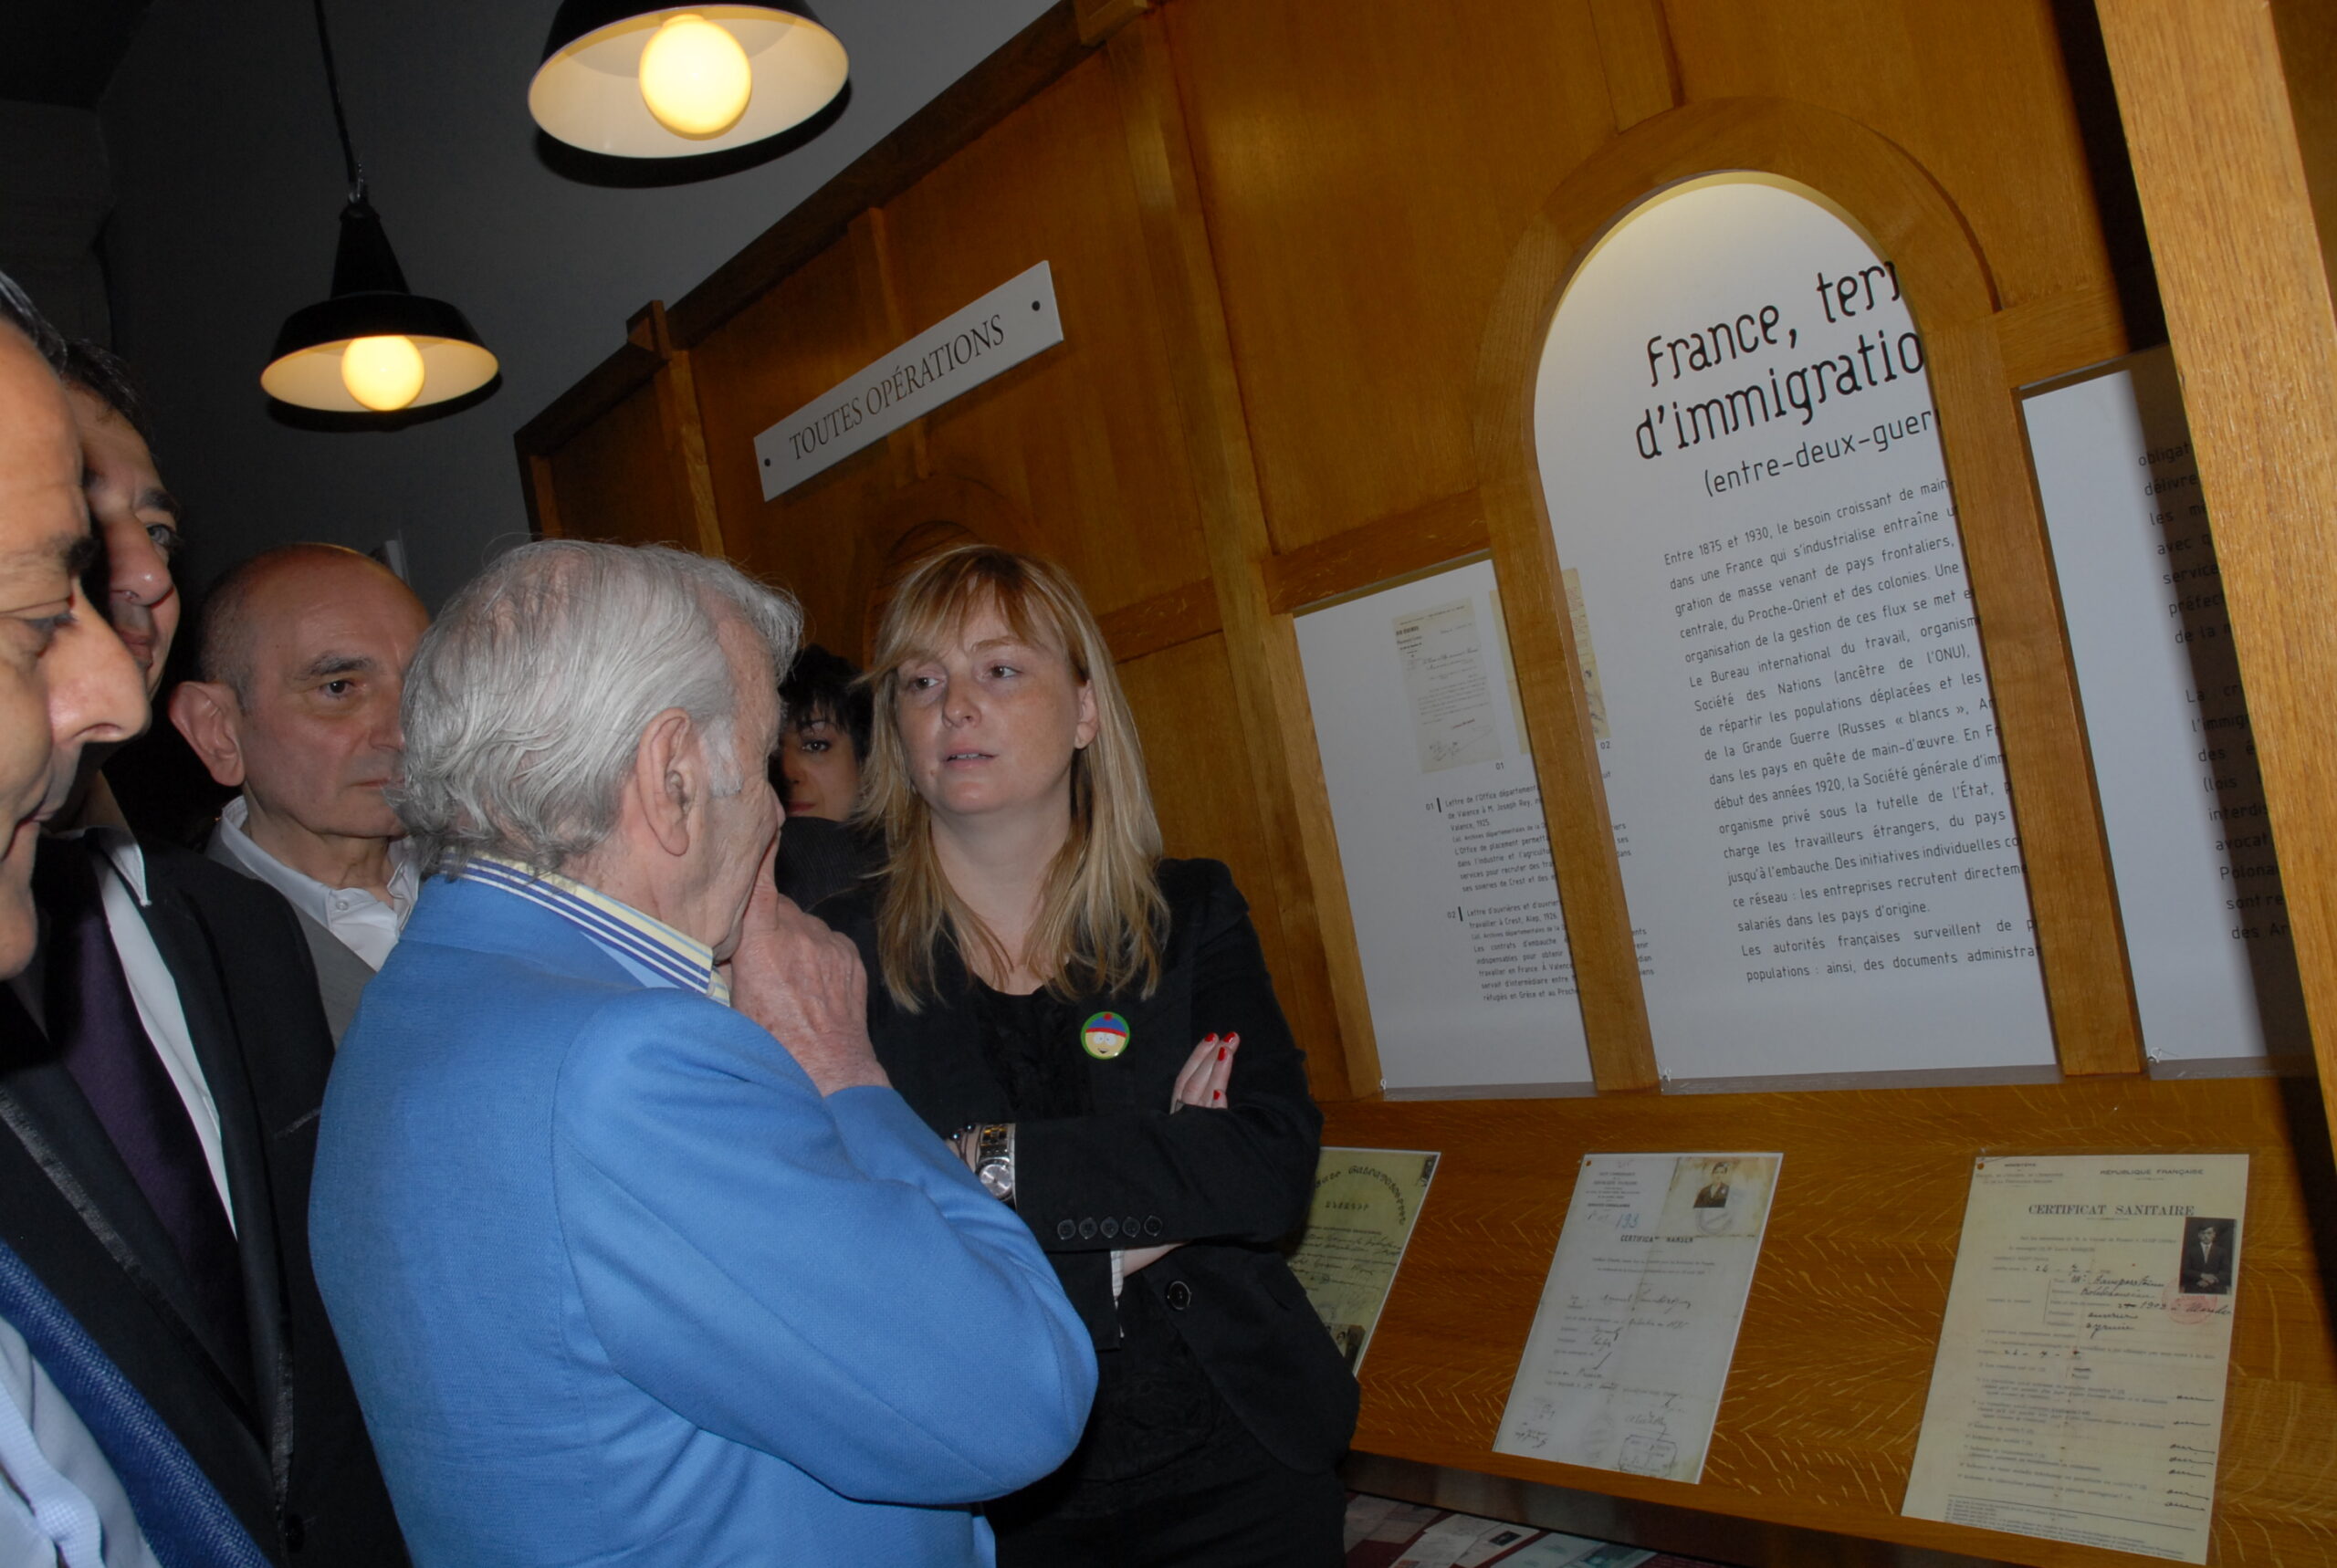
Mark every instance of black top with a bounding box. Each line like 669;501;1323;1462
969;982;1240;1509
820;858;1358;1511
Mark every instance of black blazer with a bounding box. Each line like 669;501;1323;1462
823;857;1359;1474
0;838;404;1564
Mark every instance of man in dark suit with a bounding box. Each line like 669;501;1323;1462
0;288;405;1563
2182;1218;2235;1295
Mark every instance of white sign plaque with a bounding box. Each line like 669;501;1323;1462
754;261;1064;498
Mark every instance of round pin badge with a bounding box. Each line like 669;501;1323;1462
1079;1010;1130;1061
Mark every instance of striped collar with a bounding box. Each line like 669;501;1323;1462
459;856;730;1006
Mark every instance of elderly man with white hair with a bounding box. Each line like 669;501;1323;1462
308;541;1096;1567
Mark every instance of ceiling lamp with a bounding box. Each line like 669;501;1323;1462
530;4;849;159
262;0;497;414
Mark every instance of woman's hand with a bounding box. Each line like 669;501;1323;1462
1128;1033;1240;1278
1168;1031;1238;1113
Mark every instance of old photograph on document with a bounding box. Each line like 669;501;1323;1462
1493;1153;1781;1483
1902;1154;2249;1563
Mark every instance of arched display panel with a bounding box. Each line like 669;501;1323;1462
1535;174;2054;1085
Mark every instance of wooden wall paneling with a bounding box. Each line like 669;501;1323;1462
1988;277;2133;388
877;51;1212;623
1163;0;1619;555
688;232;900;647
1262;488;1493;615
1323;1074;2337;1568
1073;0;1149;48
1924;316;2140;1074
1108;12;1375;1100
1667;1;2124;313
666;3;1097;350
519;450;561;539
845;208;929;490
1588;0;1682;131
626;301;726;559
1472;98;2143;1087
535;375;695;550
2098;0;2337;1148
1116;632;1277;931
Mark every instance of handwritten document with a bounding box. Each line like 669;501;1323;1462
1902;1154;2249;1562
1396;598;1505;773
1284;1148;1440;1373
1494;1153;1780;1482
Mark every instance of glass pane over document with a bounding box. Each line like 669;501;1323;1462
1534;175;2052;1083
1284;1148;1440;1374
1494;1152;1780;1483
2023;348;2305;1068
1903;1154;2248;1563
1296;559;1603;1092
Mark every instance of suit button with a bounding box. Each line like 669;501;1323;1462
1078;1218;1098;1240
283;1514;307;1552
1100;1218;1119;1239
1144;1216;1163;1238
1165;1281;1191;1311
1123;1217;1138;1239
1056;1219;1076;1241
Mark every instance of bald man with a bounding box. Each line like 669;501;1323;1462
171;547;428;1041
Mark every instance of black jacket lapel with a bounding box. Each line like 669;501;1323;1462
139;883;289;1449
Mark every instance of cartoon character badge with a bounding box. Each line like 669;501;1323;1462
1080;1011;1130;1061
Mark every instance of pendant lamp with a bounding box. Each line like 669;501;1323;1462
529;4;848;159
262;0;497;415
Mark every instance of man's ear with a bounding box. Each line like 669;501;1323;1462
168;681;247;788
631;707;699;859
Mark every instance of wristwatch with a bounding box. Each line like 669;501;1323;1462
974;1123;1016;1207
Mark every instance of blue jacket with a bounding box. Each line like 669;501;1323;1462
309;874;1095;1566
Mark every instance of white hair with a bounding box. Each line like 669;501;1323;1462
395;540;802;876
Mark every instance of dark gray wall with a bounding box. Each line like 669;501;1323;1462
99;0;1051;608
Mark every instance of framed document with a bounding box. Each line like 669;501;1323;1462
1284;1147;1441;1372
1903;1153;2248;1562
1494;1151;1781;1482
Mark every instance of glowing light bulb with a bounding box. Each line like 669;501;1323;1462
638;15;752;138
340;334;426;412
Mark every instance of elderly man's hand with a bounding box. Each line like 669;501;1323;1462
728;844;889;1096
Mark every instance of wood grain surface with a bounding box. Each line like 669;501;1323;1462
1326;1074;2337;1567
2099;0;2337;1215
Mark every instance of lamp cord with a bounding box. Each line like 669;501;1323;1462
311;0;365;202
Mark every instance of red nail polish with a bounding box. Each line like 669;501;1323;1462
1226;1032;1241;1048
1217;1046;1227;1061
1213;1090;1223;1102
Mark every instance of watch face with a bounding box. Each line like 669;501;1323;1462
979;1159;1014;1199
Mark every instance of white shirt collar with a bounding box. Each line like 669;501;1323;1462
56;825;148;906
215;796;417;970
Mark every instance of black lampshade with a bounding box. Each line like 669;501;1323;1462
261;196;498;413
529;3;847;158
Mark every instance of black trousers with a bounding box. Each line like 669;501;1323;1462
994;1458;1346;1568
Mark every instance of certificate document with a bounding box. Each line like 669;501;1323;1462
1902;1154;2249;1562
1493;1153;1781;1482
1285;1148;1440;1372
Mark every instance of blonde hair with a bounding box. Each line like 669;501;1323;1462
859;544;1165;1010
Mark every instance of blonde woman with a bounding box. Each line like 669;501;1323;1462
819;545;1356;1565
